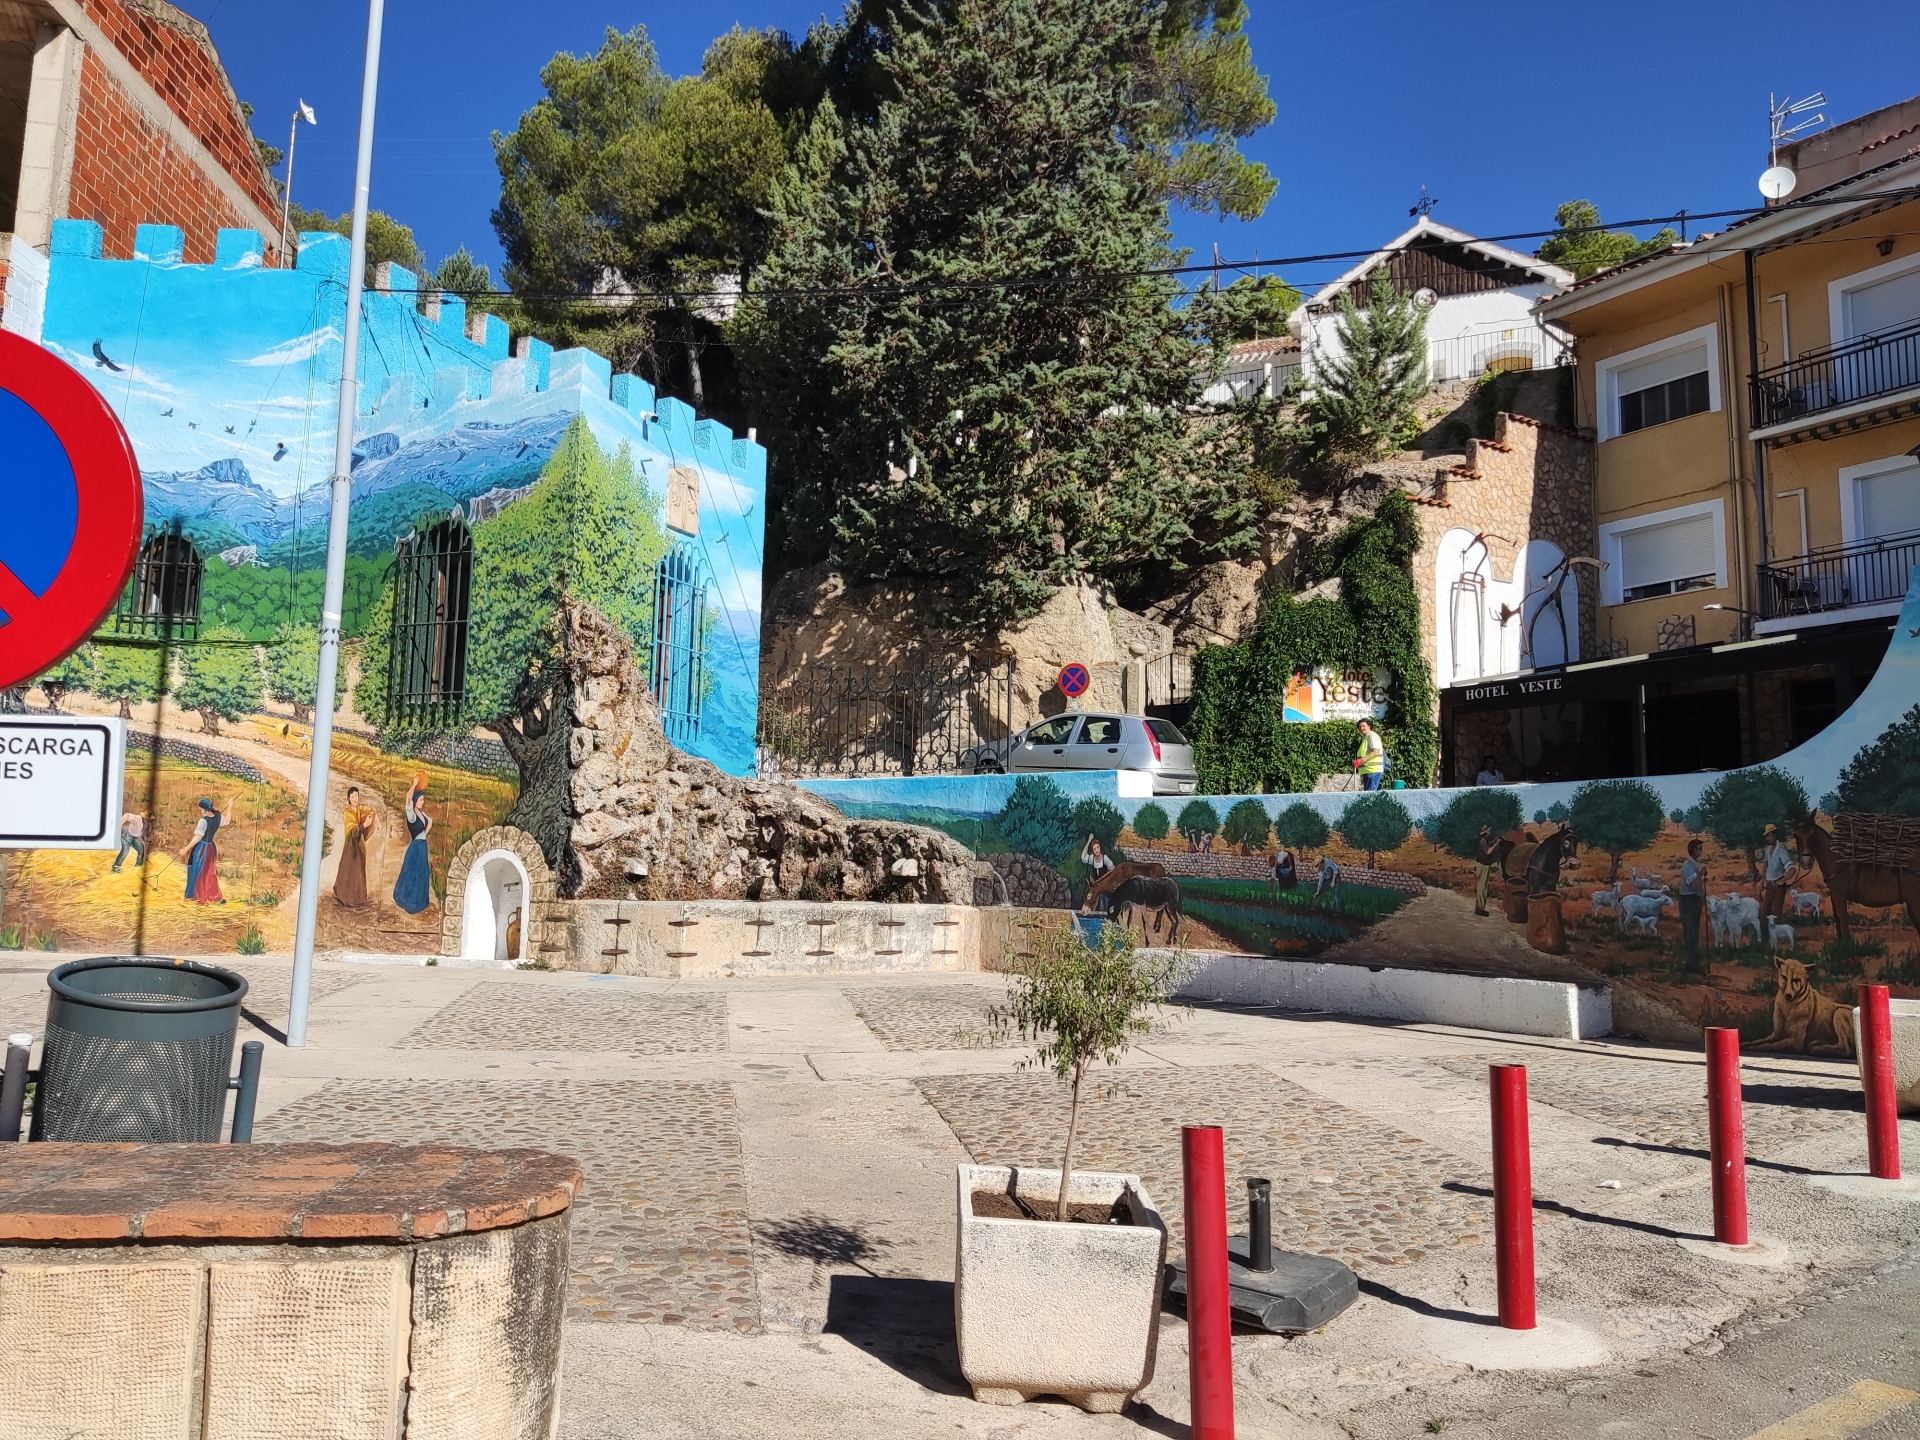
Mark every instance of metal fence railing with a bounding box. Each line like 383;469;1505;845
387;516;472;728
1749;318;1920;429
650;544;707;746
1756;528;1920;621
757;660;1015;778
1426;323;1573;385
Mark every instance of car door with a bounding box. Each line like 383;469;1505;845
1011;715;1079;772
1063;715;1126;770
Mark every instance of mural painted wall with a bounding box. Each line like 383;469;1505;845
807;567;1920;1046
0;219;765;957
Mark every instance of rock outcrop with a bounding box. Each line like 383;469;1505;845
506;604;977;903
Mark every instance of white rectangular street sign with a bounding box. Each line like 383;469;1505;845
0;716;126;849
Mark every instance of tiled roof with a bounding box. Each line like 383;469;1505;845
1223;335;1299;362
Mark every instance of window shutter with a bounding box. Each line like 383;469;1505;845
1619;513;1715;591
1846;269;1920;340
1614;342;1710;397
1857;464;1920;539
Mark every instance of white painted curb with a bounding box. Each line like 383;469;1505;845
1168;952;1612;1040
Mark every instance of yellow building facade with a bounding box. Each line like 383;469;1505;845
1517;99;1920;776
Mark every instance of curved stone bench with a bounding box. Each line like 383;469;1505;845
0;1142;581;1440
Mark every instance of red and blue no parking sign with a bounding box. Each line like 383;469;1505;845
0;328;143;690
1056;662;1091;699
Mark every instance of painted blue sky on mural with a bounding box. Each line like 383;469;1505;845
35;220;766;776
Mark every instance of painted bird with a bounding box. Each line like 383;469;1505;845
91;340;123;371
161;407;174;417
223;425;235;434
187;421;198;430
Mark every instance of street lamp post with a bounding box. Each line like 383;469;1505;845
277;100;317;264
286;2;385;1048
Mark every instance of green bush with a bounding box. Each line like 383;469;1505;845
996;775;1076;866
1187;494;1435;792
1130;802;1169;842
235;926;267;956
1339;792;1412;869
1220;798;1271;852
1272;800;1329;851
1425;788;1522;860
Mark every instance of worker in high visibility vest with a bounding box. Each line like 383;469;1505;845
1353;720;1384;791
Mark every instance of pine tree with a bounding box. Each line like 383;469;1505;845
740;0;1259;630
1307;272;1431;463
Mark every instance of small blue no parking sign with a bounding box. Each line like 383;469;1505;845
1056;662;1091;699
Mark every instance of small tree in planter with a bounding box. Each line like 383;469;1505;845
992;921;1188;1223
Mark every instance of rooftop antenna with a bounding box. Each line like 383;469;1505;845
1760;91;1826;201
1409;185;1438;219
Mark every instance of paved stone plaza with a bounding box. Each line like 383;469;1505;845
3;957;1913;1438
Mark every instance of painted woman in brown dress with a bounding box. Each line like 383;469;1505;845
333;786;374;908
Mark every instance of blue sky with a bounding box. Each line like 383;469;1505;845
179;0;1920;299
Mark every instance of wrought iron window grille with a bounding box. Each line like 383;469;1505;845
756;660;1017;778
650;544;707;745
387;515;473;727
112;528;204;638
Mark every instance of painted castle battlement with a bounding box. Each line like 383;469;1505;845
42;218;766;492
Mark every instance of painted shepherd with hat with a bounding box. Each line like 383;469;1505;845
1760;822;1799;922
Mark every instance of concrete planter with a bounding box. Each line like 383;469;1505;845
1855;998;1920;1114
954;1164;1167;1413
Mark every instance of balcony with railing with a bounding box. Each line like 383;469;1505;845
1749;319;1920;432
1756;528;1920;623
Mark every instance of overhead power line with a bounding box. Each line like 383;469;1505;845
367;185;1920;309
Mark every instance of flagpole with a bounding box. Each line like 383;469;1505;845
287;0;385;1048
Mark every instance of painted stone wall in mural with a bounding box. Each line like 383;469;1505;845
807;567;1920;1048
0;219;765;957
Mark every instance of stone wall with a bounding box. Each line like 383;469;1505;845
0;1142;578;1440
1408;410;1599;708
521;604;978;906
544;898;981;979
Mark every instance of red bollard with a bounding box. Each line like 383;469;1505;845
1182;1125;1235;1439
1860;984;1903;1181
1705;1027;1749;1245
1488;1064;1536;1330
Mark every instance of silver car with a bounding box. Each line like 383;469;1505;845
963;714;1199;795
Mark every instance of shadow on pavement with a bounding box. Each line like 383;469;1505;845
1592;1134;1819;1176
824;1275;967;1396
1356;1277;1498;1326
1443;1180;1712;1243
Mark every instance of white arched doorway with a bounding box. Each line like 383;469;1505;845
461;849;532;963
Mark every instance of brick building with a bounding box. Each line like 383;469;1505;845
0;0;278;330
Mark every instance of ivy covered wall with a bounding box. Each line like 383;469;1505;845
1187;492;1438;793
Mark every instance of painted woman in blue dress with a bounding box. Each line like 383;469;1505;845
391;772;434;915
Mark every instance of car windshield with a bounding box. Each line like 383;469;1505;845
1024;717;1077;745
1076;717;1123;744
1145;718;1190;746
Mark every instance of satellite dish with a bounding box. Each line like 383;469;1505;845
1412;287;1438;309
1758;166;1797;201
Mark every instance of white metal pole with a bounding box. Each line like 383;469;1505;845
288;0;385;1047
279;110;298;262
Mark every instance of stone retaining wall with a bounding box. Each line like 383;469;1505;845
0;1142;579;1440
126;728;265;783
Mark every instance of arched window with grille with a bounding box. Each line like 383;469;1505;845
114;527;204;637
387;516;472;726
650;543;707;743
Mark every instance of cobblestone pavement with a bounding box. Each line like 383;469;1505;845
394;980;728;1053
1431;1049;1862;1155
846;985;1014;1051
917;1063;1489;1268
229;964;367;1030
259;1078;760;1331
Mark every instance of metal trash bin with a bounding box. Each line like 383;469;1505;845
31;957;249;1142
